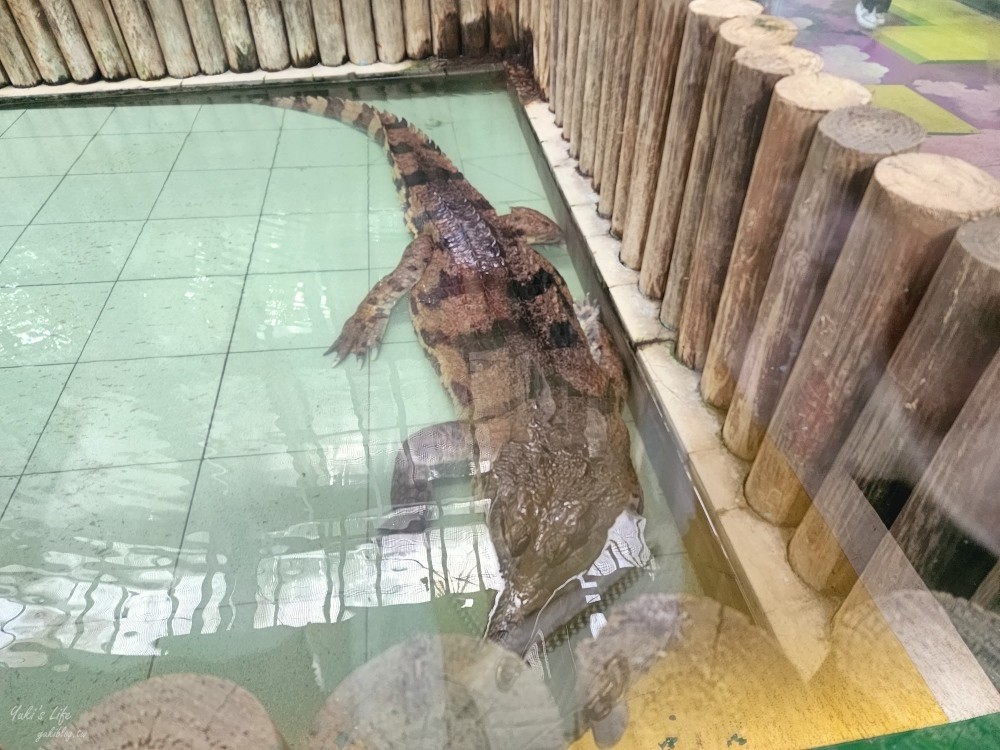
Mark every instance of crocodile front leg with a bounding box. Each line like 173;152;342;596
383;419;509;531
327;232;435;365
496;206;563;245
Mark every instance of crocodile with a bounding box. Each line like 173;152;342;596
266;95;644;656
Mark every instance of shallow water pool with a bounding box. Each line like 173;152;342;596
0;78;701;747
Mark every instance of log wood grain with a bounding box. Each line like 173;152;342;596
635;0;763;298
596;0;638;218
68;0;130;79
745;154;1000;525
700;73;871;409
180;0;227;74
213;0;257;70
146;0;200;77
723;106;925;465
7;0;70;82
0;0;41;85
245;0;290;70
402;0;431;59
108;0;167;79
282;0;319;66
789;215;1000;595
616;0;687;266
659;14;797;329
431;0;459;57
37;0;99;81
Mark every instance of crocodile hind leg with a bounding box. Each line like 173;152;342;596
382;419;509;532
326;233;435;365
496;206;563;245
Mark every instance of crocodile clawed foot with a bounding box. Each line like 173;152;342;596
325;314;388;366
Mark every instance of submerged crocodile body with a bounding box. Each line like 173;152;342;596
267;96;643;653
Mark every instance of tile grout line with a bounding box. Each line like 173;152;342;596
0;106;123;519
3;105;211;511
156;116;284;673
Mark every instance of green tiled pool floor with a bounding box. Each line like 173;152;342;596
0;86;694;747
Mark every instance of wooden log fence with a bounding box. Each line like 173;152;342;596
617;0;688;270
744;154;1000;526
700;73;872;409
675;44;822;371
0;0;532;86
722;106;926;462
38;0;100;82
659;14;798;328
636;0;763;297
788;214;1000;595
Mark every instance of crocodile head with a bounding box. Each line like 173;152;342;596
483;418;643;657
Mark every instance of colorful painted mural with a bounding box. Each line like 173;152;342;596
770;0;1000;178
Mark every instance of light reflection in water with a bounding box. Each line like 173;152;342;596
0;508;648;664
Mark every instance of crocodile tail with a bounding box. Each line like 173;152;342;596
266;95;490;236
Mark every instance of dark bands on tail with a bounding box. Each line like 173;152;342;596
266;95;485;237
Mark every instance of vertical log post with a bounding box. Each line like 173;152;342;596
723;107;925;464
578;0;608;175
559;0;581;139
789;215;1000;595
37;0;100;81
146;0;200;77
635;0;763;298
744;154;1000;526
245;0;290;71
659;15;797;328
459;0;487;57
0;0;41;86
180;0;227;74
701;73;872;408
609;0;656;235
108;0;167;79
68;0;131;79
567;0;591;158
430;0;460;57
591;0;620;190
343;0;377;64
373;0;406;62
892;346;1000;598
402;0;431;59
616;0;688;269
548;0;558;110
597;0;639;219
213;0;258;71
553;0;566;121
281;0;320;66
535;0;550;97
487;0;515;55
7;0;71;82
676;45;822;369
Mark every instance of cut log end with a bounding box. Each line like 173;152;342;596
733;44;822;77
718;13;797;48
819;105;926;156
689;0;763;20
875;153;1000;221
48;673;287;750
959;214;1000;268
774;72;872;113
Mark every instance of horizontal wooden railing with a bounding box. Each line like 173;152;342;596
0;0;524;87
522;0;1000;622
